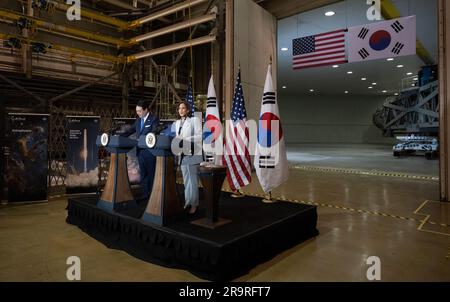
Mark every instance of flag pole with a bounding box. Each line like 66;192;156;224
230;65;244;198
262;191;276;203
231;190;245;198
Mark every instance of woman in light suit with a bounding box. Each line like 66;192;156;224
173;101;203;214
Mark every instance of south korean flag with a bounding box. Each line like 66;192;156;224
254;64;289;193
202;75;223;165
348;15;416;63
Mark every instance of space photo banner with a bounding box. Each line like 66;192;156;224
7;113;49;203
112;118;140;185
66;116;100;194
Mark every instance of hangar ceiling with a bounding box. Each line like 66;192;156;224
276;0;437;96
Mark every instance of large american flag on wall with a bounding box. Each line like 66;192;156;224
223;69;252;191
292;29;347;70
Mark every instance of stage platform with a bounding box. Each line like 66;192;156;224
66;191;318;281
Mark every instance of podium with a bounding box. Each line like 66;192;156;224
138;133;182;225
191;165;231;229
96;134;137;212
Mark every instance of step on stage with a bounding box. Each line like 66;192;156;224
66;190;319;281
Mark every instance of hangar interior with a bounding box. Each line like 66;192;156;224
0;0;449;282
279;0;439;177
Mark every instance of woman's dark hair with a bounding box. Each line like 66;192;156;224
136;100;149;110
176;101;191;118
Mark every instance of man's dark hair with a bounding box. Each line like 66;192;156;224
136;100;149;110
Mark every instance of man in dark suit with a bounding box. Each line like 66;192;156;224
122;100;159;199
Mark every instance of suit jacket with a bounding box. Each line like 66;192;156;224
123;114;160;155
173;117;203;165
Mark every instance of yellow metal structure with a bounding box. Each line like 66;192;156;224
49;0;130;30
0;9;127;47
0;33;123;63
2;1;216;63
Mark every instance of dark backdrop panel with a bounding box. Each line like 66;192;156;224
7;113;49;202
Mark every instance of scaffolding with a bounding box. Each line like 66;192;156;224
373;78;439;135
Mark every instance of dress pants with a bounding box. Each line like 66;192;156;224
181;164;199;207
137;149;156;198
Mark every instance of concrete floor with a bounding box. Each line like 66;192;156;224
0;166;449;281
287;144;439;177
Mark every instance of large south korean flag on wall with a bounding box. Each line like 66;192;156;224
348;15;416;63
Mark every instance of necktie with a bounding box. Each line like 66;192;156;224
140;118;144;132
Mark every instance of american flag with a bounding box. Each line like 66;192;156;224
186;79;195;117
223;69;252;190
292;29;347;70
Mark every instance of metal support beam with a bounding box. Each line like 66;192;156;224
48;0;130;29
129;13;216;45
98;0;136;10
22;0;33;78
121;65;130;116
0;33;121;63
137;0;154;6
0;10;127;47
142;0;217;109
167;82;183;103
128;34;216;61
148;57;182;103
439;0;450;202
130;0;209;28
48;71;119;103
0;73;47;106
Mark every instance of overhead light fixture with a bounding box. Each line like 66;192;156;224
411;84;415;87
372;82;377;85
382;90;387;93
282;86;287;89
344;91;349;94
406;72;413;75
413;77;418;81
347;71;353;74
387;58;394;61
281;47;288;51
309;89;315;92
394;93;399;96
396;64;404;68
325;11;335;16
368;86;373;89
361;77;367;81
332;65;339;68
